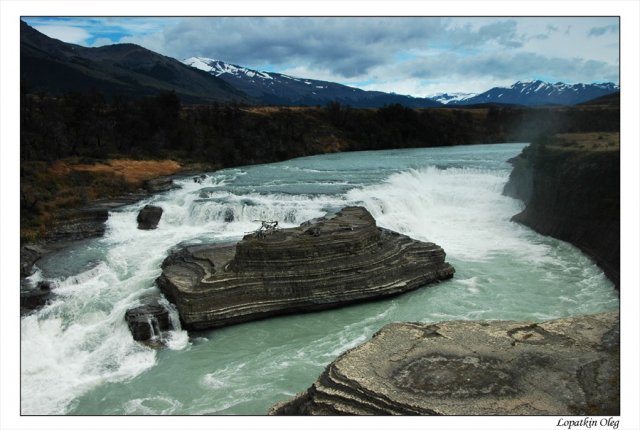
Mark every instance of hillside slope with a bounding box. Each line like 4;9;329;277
20;21;250;104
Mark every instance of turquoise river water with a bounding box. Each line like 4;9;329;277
20;143;618;415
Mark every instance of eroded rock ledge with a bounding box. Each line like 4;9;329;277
157;206;454;331
270;312;619;415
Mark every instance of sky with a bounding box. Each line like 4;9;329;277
22;16;620;99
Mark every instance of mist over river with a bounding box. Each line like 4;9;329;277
20;143;618;415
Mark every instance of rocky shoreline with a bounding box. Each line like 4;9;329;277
157;207;455;331
19;176;179;296
270;312;619;415
503;134;620;288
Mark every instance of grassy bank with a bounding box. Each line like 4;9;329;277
20;158;215;241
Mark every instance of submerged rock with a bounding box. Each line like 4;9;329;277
157;206;454;331
124;299;173;345
270;312;619;416
137;205;163;230
20;281;53;314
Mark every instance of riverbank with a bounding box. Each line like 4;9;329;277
20;158;217;285
503;132;620;288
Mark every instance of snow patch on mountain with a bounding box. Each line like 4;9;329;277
429;92;477;104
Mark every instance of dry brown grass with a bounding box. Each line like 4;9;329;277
50;159;182;185
240;106;323;116
549;132;620;152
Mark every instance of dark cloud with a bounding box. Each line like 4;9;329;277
151;17;445;77
588;24;618;37
132;17;531;78
443;20;524;49
404;52;618;83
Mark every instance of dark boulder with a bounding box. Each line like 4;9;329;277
137;205;163;230
124;300;173;344
20;245;46;278
143;177;175;193
20;281;53;313
157;206;454;331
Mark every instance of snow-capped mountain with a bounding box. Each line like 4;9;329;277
449;80;619;106
429;92;477;105
183;56;441;108
184;57;618;107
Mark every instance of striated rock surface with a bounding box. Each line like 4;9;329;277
157;206;454;331
504;134;619;288
270;312;619;416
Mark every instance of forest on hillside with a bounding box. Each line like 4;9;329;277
21;88;619;166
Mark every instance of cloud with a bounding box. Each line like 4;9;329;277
90;37;116;47
417;52;616;83
122;17;534;78
23;17;620;95
588;24;618;37
32;25;90;44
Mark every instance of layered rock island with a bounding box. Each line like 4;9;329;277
156;206;454;330
270;312;619;415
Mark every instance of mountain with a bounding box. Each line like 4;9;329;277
577;91;620;107
448;80;619;106
182;57;442;108
20;21;249;104
429;92;477;105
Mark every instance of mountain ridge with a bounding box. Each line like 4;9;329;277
21;20;619;108
441;80;619;106
20;21;250;104
184;57;619;107
182;56;442;108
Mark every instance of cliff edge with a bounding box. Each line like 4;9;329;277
503;133;620;288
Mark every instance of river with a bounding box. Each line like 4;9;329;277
20;143;618;415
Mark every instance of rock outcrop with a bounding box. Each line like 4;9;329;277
20;281;53;315
504;134;620;288
157;206;454;331
143;177;175;193
270;312;619;416
48;196;146;241
137;205;163;230
124;299;173;346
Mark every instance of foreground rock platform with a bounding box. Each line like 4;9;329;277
157;206;454;331
270;312;619;415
